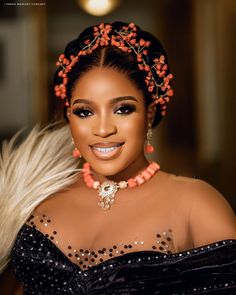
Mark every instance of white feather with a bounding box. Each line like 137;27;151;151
0;122;82;273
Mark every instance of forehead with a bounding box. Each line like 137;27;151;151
71;67;144;103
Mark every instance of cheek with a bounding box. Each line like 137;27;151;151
69;118;90;144
119;115;146;144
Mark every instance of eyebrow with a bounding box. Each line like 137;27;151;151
72;96;138;106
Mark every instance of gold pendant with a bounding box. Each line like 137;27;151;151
98;181;118;210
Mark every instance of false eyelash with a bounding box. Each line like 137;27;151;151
72;107;93;118
114;104;136;115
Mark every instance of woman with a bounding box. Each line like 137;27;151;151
0;21;235;294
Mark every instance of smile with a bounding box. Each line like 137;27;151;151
93;146;119;153
90;142;124;160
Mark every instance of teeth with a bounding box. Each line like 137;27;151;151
93;146;118;153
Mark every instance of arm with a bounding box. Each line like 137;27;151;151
188;179;236;247
0;266;23;295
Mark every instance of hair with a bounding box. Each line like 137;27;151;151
0;122;82;274
54;21;171;128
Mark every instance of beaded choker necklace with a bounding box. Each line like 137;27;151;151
82;161;160;210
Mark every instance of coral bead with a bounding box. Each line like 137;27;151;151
87;179;94;188
127;178;137;188
141;170;152;180
150;162;160;170
83;162;90;169
147;167;155;175
139;39;145;46
145;144;154;154
73;149;81;158
135;175;145;185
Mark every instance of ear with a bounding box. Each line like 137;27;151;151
66;107;71;121
147;104;156;126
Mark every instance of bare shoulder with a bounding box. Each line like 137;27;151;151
156;169;205;196
171;174;235;218
160;170;233;209
158;170;236;247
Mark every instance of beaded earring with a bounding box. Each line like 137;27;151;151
71;138;82;159
145;123;154;154
73;147;82;159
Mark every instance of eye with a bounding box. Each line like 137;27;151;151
72;108;93;118
115;104;136;115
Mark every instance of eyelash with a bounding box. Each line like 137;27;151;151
72;107;92;118
72;104;136;118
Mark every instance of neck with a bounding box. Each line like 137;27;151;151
90;154;150;183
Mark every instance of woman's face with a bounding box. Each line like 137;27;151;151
67;67;154;177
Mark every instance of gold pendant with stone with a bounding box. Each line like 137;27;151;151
98;181;118;210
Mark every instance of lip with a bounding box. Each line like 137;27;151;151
90;142;124;148
90;142;125;160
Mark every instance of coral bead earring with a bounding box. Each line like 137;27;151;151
71;137;82;159
145;143;154;154
145;122;154;154
73;147;81;158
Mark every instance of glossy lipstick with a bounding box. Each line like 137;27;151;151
90;142;124;160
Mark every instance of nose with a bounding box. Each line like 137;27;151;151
92;116;117;138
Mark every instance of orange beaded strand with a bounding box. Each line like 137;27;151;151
54;22;174;116
83;161;160;189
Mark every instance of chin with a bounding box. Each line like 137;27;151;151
88;159;132;177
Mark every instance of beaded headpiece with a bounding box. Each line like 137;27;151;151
54;22;174;116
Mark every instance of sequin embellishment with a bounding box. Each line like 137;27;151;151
25;213;174;270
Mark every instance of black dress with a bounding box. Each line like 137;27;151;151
10;222;236;295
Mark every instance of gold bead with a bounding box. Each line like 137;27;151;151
92;181;100;189
118;181;128;189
